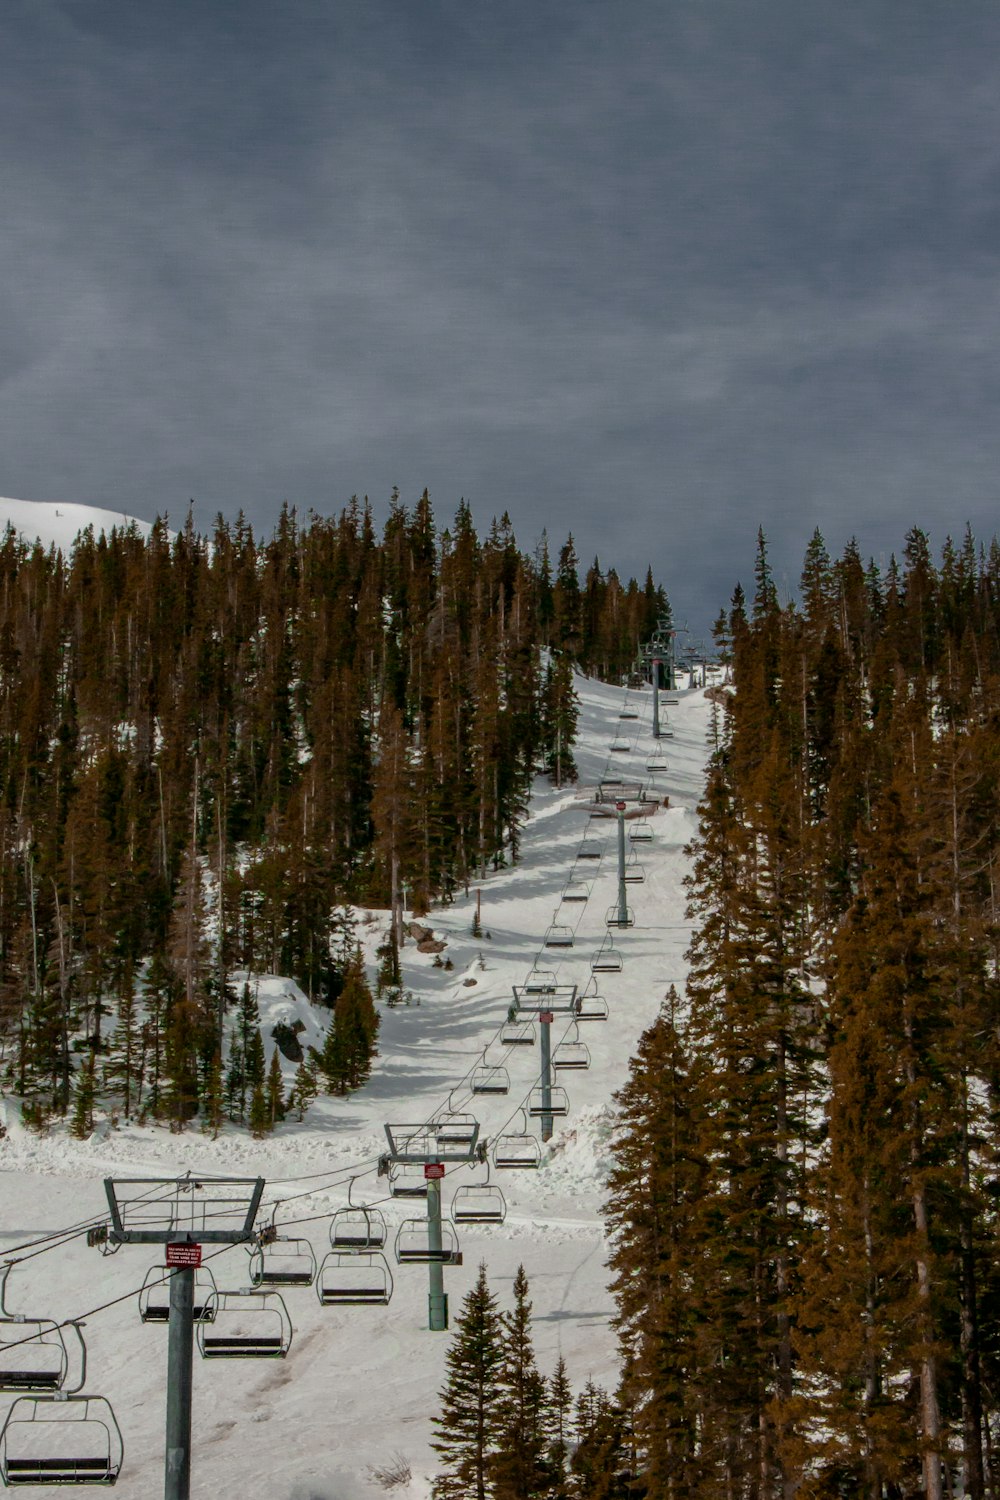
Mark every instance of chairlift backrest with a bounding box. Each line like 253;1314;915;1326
330;1207;387;1251
138;1264;218;1324
492;1131;541;1170
388;1162;429;1199
316;1252;393;1306
249;1236;317;1288
0;1395;124;1487
527;1085;569;1118
0;1318;71;1394
470;1064;511;1096
197;1290;293;1359
393;1220;461;1265
553;1041;591;1070
451;1184;507;1225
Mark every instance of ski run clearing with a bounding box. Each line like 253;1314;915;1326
0;657;713;1499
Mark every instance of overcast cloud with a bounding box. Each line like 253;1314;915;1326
3;1;1000;633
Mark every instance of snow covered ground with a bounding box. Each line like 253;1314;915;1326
0;496;156;551
0;496;712;1497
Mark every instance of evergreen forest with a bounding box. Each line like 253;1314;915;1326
606;527;1000;1499
0;494;665;1129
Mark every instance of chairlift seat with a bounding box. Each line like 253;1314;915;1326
543;925;574;949
493;1134;542;1169
592;945;624;973
0;1396;124;1489
394;1221;461;1265
618;710;639;720
500;1020;534;1046
646;755;667;772
527;1087;569;1118
139;1265;218;1324
553;1043;591;1071
629;822;653;843
576;841;603;860
576;994;609;1021
330;1208;387;1251
250;1237;317;1289
451;1185;506;1225
471;1065;510;1095
624;861;645;884
561;880;591;903
317;1253;393;1306
0;1319;70;1394
605;905;634;929
197;1291;292;1360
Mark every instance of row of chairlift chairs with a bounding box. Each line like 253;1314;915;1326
0;701;662;1484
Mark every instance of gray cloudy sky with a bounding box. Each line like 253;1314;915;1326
3;2;1000;633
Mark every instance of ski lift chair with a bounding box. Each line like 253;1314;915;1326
248;1233;317;1289
543;924;574;949
500;1017;535;1046
492;1114;542;1170
522;970;558;995
629;821;653;843
0;1268;85;1394
552;1037;591;1071
451;1183;507;1225
329;1206;387;1252
608;737;631;753
618;708;639;721
138;1264;218;1323
316;1252;393;1306
527;1085;569;1119
591;939;624;973
624;855;645;884
470;1061;511;1096
197;1290;293;1359
433;1107;480;1151
0;1396;124;1487
388;1162;429;1200
575;988;609;1021
605;904;635;929
561;879;592;904
645;753;667;772
393;1221;461;1265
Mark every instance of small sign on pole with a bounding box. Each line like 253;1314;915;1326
165;1243;202;1268
424;1163;446;1180
539;1011;554;1025
616;801;626;812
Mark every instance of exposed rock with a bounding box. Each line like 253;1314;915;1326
417;937;446;954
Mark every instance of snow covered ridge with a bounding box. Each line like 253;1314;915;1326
0;671;713;1499
0;496;156;552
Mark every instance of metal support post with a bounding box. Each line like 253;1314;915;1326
617;808;628;928
539;1013;554;1143
164;1265;195;1500
426;1177;448;1331
667;632;676;691
651;657;661;739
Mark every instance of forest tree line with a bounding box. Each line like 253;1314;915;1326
0;493;666;1126
607;527;1000;1498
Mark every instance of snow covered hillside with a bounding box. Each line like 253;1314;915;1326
0;669;712;1499
0;496;155;552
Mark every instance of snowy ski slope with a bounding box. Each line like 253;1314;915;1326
0;498;713;1497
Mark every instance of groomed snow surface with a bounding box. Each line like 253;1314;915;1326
1;655;712;1498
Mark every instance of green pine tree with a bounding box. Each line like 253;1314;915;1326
431;1262;505;1500
491;1264;551;1500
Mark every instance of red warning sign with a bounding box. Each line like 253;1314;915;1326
165;1242;202;1267
539;1011;554;1025
616;800;627;811
424;1163;446;1180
